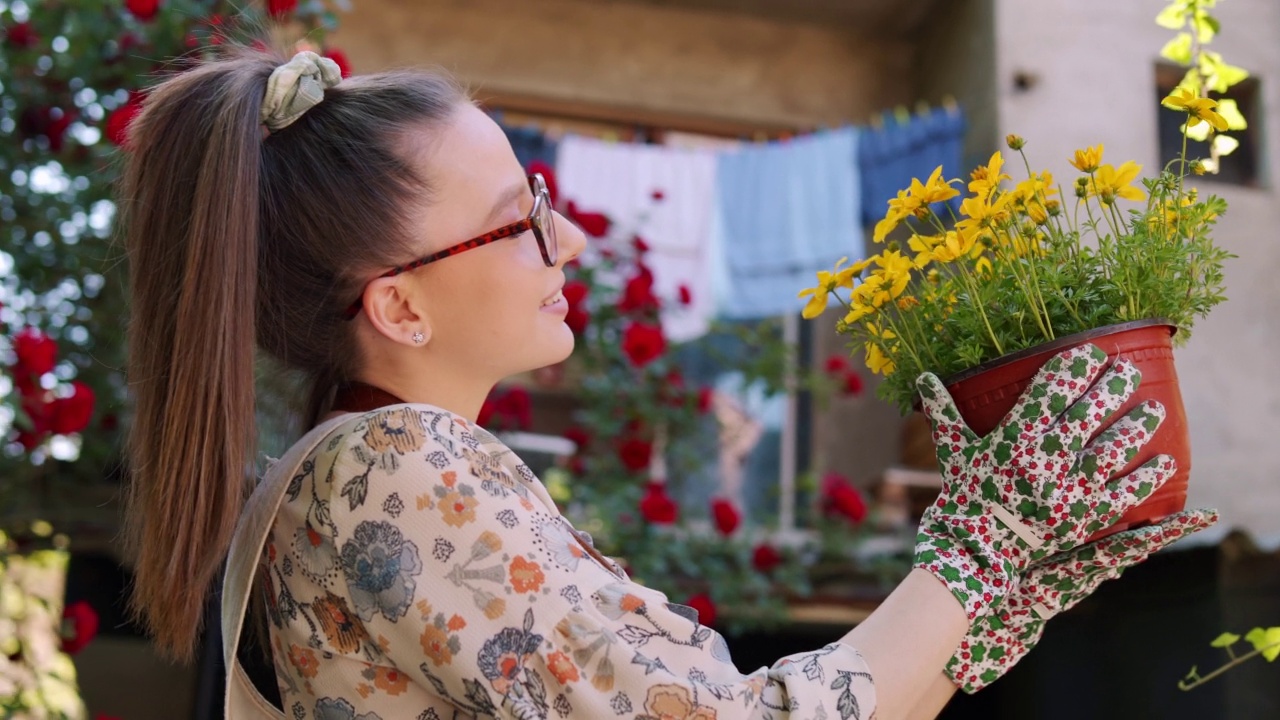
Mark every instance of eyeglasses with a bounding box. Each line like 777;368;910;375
342;172;558;321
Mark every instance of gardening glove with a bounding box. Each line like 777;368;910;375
912;343;1176;621
945;508;1218;692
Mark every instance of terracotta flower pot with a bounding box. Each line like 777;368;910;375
938;318;1189;542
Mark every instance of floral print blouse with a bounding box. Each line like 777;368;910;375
260;404;877;719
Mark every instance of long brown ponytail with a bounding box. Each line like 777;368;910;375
118;48;465;664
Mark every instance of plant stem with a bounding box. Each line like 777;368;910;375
1179;641;1280;691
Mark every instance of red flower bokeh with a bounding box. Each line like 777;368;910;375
324;48;351;78
14;327;57;377
266;0;298;18
61;600;99;655
562;280;590;334
651;189;665;202
562;425;591;452
105;90;145;148
621;321;665;368
49;380;96;435
632;235;650;254
696;387;713;414
618;270;659;314
125;0;161;21
824;354;850;374
821;472;868;524
710;498;740;536
617;436;652;472
638;481;678;524
5;22;38;48
527;160;559;207
842;370;864;396
684;592;716;627
565;200;611;238
751;543;783;573
677;284;693;306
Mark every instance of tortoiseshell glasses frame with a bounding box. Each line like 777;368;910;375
342;172;557;320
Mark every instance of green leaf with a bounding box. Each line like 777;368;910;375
1212;134;1240;157
1245;627;1280;662
1216;98;1248;130
1160;32;1194;65
1156;2;1188;29
1182;121;1212;142
1192;14;1219;43
1210;63;1250;93
1209;632;1240;648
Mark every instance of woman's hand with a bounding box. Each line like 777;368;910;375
944;508;1217;692
912;344;1176;621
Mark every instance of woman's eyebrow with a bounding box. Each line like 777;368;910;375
481;181;528;228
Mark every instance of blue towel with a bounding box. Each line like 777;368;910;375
494;117;559;171
859;106;967;225
715;127;862;319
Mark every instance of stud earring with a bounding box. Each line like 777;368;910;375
412;331;425;344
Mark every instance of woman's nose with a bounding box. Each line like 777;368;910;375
553;210;588;266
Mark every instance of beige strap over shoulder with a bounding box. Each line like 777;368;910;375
221;412;355;719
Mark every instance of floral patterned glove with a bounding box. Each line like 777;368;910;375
912;344;1175;621
945;508;1218;692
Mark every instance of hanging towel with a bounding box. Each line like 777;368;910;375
715;126;862;319
555;135;720;343
859;106;967;225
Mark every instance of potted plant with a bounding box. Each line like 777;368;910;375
798;0;1242;541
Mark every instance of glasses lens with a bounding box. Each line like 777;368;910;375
538;194;557;265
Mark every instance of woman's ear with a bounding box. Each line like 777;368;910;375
361;276;433;346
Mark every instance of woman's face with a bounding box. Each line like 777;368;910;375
370;103;586;383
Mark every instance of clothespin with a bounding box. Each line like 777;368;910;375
915;99;931;117
602;130;619;143
893;105;911;125
941;94;960;115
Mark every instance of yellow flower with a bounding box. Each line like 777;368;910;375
1012;171;1056;206
930;229;978;264
1089;162;1146;203
873;205;908;243
956;192;1013;236
843;302;875;324
974;257;993;276
967;152;1010;199
912;166;961;206
865;340;896;376
1162;87;1229;132
797;257;859;319
1069;144;1104;173
1027;203;1049;225
906;234;940;267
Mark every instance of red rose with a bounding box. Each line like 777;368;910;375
45;107;75;152
126;0;161;20
619;272;659;314
527;161;558;206
562;280;588;307
5;22;38;48
61;600;99;655
638;481;677;524
49;381;95;435
105;91;145;148
477;396;497;427
677;284;693;306
617;437;652;472
324;48;351;78
683;592;716;627
824;354;850;374
752;543;783;573
565;200;611;238
266;0;298;18
494;386;531;430
562;426;591;451
13;327;57;376
821;472;868;524
710;498;740;536
632;235;650;254
565;306;590;335
696;387;713;414
621;321;665;368
843;370;864;396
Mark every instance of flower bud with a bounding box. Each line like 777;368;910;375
1191;160;1206;176
1046;199;1062;216
1005;134;1026;150
1075;184;1088;198
1075;176;1090;188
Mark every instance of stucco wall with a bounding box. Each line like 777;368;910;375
994;0;1280;546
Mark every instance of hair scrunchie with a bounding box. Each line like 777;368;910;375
260;51;343;132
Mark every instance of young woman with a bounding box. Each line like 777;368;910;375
119;49;1214;719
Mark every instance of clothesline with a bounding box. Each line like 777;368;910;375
497;103;967;328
